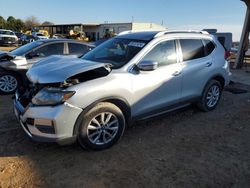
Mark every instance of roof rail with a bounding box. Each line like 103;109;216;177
154;30;209;38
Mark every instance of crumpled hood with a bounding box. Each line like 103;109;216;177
26;55;110;84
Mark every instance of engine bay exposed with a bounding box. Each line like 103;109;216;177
17;66;111;108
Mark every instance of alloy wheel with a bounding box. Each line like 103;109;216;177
87;112;119;145
206;85;220;108
0;75;18;93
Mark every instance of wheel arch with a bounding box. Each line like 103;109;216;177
209;75;225;88
73;97;131;136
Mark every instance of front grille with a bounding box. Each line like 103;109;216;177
0;37;16;43
17;83;44;108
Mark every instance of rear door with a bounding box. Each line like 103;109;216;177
179;38;215;101
67;42;92;56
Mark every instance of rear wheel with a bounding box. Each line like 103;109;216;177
197;80;222;112
78;102;126;150
0;72;19;94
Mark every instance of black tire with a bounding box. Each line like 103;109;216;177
77;102;126;150
197;80;222;112
0;72;20;95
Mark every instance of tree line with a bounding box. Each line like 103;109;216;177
0;15;53;32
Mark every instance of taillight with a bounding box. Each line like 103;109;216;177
225;51;231;60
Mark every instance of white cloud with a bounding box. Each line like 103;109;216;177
171;24;244;42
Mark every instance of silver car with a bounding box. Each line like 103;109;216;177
13;31;231;150
0;39;94;94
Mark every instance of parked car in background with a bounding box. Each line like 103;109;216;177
0;29;18;46
20;34;38;45
13;31;231;150
14;32;23;45
228;45;250;63
52;34;66;39
32;32;49;40
0;39;94;94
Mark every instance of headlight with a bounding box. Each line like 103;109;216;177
32;88;75;106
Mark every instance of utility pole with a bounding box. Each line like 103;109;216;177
235;0;250;69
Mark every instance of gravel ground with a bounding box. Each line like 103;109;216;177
0;83;250;188
0;46;16;52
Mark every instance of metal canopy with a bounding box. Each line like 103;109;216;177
235;0;250;69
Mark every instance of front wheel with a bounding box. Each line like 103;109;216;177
197;80;222;112
78;102;126;150
0;72;19;94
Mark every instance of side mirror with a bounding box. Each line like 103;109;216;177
137;60;158;71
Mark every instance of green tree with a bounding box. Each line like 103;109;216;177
15;19;26;32
6;16;16;30
7;16;15;22
0;16;5;29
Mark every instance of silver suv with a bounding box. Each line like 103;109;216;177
13;31;231;150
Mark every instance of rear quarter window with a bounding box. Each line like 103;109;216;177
180;39;205;61
203;39;216;55
68;43;89;56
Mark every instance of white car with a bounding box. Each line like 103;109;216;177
0;29;18;46
32;32;49;40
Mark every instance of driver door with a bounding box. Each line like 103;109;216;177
26;42;65;64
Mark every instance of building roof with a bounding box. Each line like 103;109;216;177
38;23;100;27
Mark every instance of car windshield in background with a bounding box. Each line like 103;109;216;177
11;41;44;56
0;30;14;35
37;33;44;36
82;38;148;69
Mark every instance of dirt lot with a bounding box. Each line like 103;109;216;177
0;46;16;52
0;82;250;188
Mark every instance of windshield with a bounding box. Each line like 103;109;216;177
0;30;14;35
11;41;43;56
82;38;148;69
37;33;44;36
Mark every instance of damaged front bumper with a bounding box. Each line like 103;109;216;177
13;92;83;145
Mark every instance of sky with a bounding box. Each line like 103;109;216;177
0;0;247;41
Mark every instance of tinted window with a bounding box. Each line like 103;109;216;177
68;43;89;56
203;40;215;55
33;43;64;57
142;40;177;66
180;39;205;61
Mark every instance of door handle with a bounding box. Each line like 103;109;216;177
172;70;181;76
206;62;213;67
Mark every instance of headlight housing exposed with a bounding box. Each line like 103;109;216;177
32;88;75;106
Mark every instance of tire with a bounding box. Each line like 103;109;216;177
197;80;222;112
0;72;20;95
77;102;126;150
